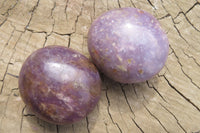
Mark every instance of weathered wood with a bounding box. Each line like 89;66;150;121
0;0;200;133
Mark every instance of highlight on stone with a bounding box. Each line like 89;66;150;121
88;7;169;83
19;46;101;124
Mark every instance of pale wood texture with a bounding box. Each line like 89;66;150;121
0;0;200;133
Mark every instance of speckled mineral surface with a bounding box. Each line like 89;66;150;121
88;7;169;83
19;46;101;124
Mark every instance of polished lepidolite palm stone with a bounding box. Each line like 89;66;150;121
88;7;169;83
19;46;101;124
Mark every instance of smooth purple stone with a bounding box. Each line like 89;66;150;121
19;46;101;124
88;7;169;83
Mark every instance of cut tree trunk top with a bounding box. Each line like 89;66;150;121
0;0;200;133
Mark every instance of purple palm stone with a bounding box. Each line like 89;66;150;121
19;46;101;124
88;7;169;83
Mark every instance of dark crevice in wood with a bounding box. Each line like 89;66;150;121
86;116;90;133
68;34;71;48
0;63;9;94
146;81;167;103
56;125;59;133
170;46;200;90
2;0;19;16
158;14;170;20
117;0;121;8
120;84;135;118
93;0;96;18
50;2;56;18
23;114;35;117
53;31;73;36
131;84;138;98
24;0;40;32
64;0;69;20
74;0;86;33
26;28;47;34
185;2;200;14
146;0;156;10
163;75;200;112
174;11;200;32
159;103;187;133
129;0;136;7
131;118;144;133
20;106;26;133
173;25;189;43
105;85;123;133
182;50;200;67
144;105;169;133
7;73;19;78
142;93;149;104
0;26;15;56
104;122;109;133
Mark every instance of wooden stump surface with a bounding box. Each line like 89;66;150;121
0;0;200;133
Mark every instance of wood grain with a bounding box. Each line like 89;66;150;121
0;0;200;133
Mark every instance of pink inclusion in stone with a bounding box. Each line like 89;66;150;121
88;7;169;83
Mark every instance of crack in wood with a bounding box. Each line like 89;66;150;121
24;0;40;32
144;105;169;133
74;0;86;34
64;0;69;20
0;62;9;94
86;116;90;133
106;0;109;10
68;34;71;48
174;11;200;32
56;125;59;133
117;0;121;8
0;89;13;123
6;73;19;78
182;50;200;67
23;114;35;117
26;28;47;34
163;75;200;112
131;84;138;98
185;2;200;14
162;1;200;33
43;3;56;48
173;25;189;43
142;93;149;104
169;46;200;90
52;31;73;36
159;103;187;133
0;26;23;94
0;17;7;27
129;0;136;7
50;2;56;18
146;81;167;103
20;106;26;133
131;118;144;133
104;122;109;133
158;14;170;20
93;0;96;18
146;0;156;10
72;124;75;133
0;26;15;56
2;0;19;16
105;87;123;133
23;32;33;58
120;84;136;118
